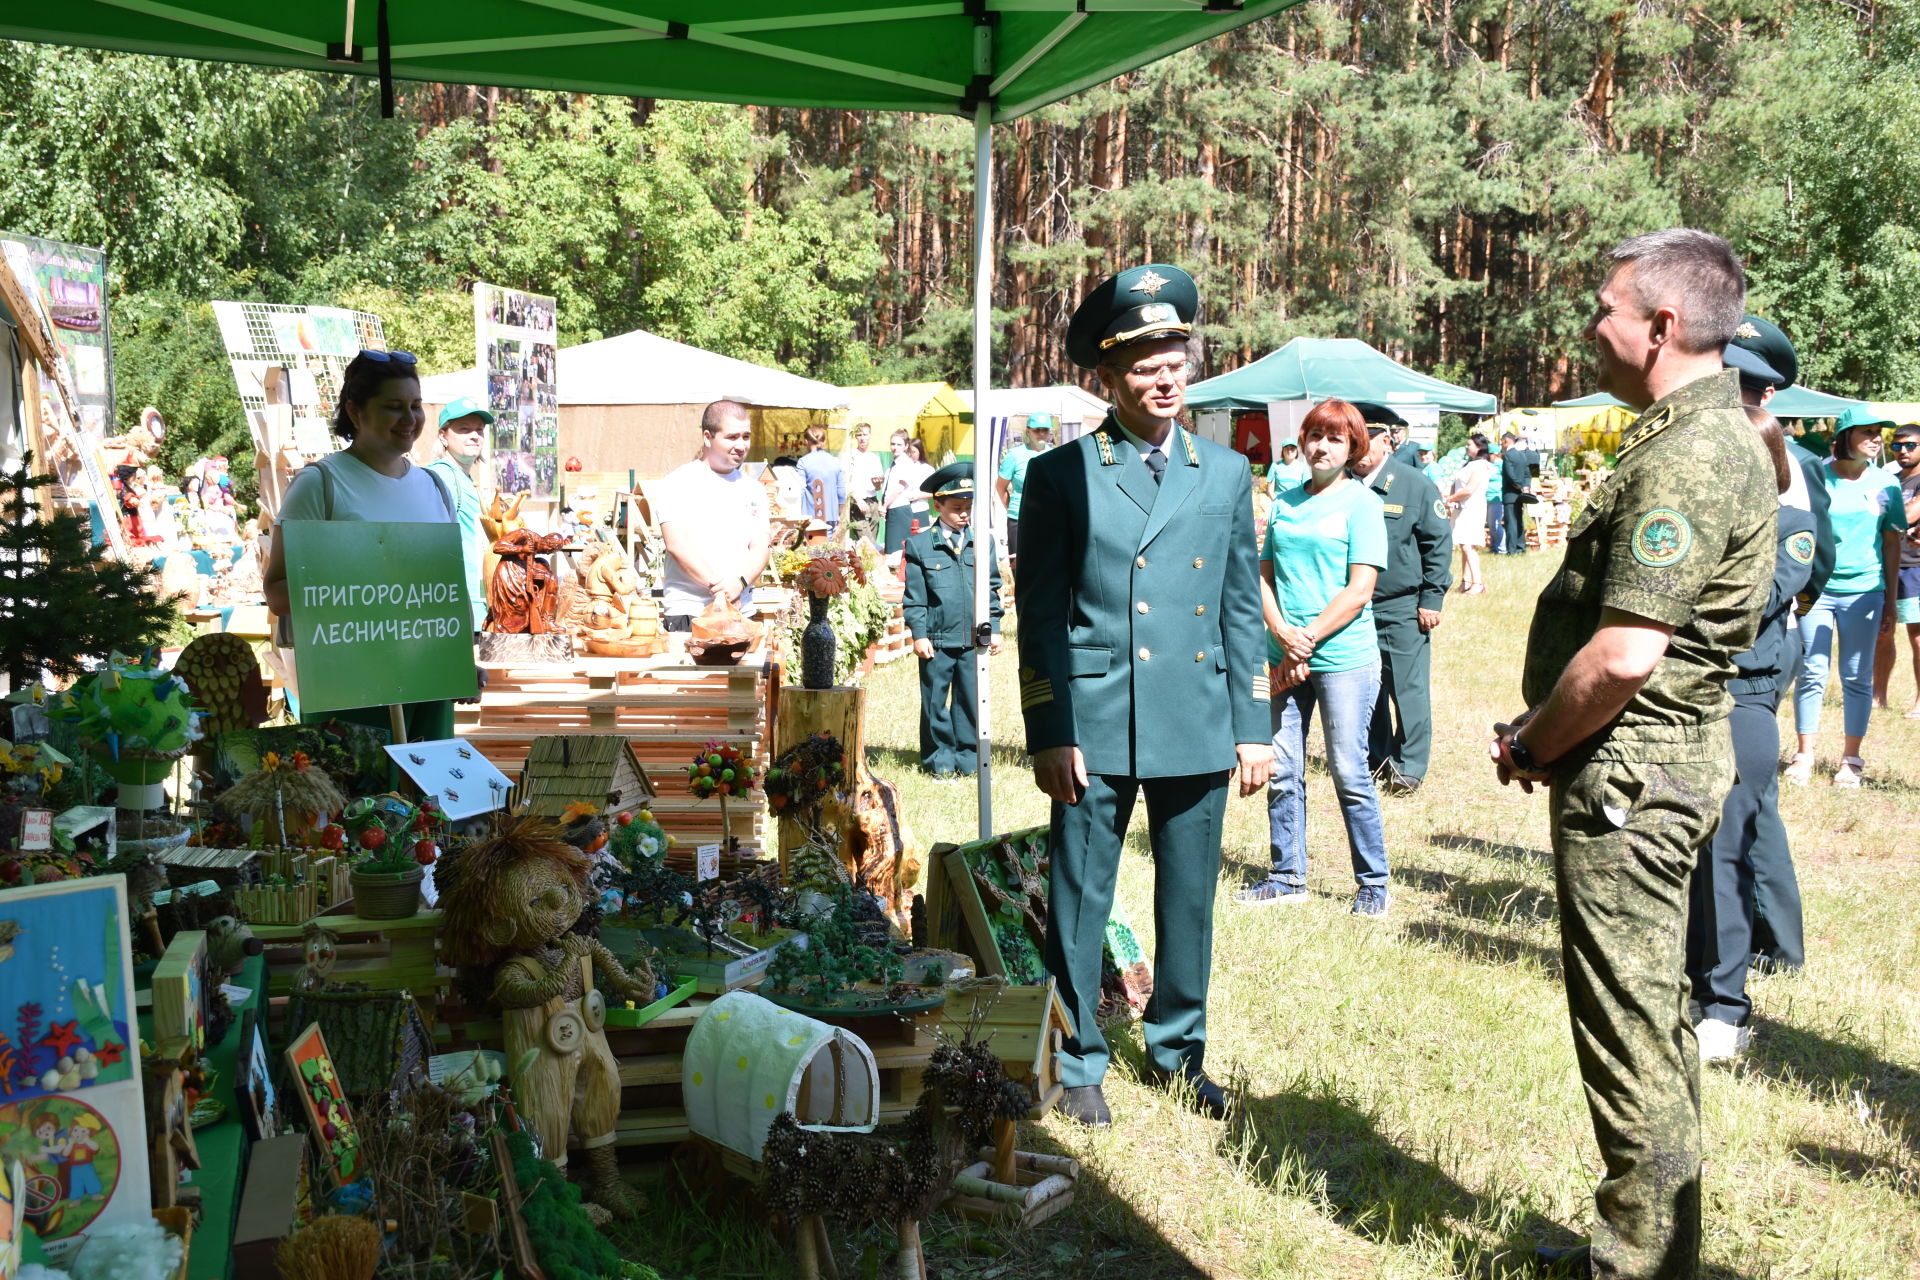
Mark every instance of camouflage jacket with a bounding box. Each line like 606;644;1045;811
1521;370;1776;762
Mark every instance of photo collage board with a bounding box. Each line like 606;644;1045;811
474;283;558;500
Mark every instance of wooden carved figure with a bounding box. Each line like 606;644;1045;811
577;545;667;657
486;530;569;634
480;490;529;597
437;816;654;1221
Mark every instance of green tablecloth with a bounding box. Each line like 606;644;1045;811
139;952;265;1280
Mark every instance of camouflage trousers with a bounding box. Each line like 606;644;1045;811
1549;741;1734;1280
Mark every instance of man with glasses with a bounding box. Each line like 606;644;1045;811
1873;422;1920;714
1016;263;1272;1128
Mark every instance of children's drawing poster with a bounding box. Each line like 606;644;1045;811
0;877;148;1258
474;282;558;500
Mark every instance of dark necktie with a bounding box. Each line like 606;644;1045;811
1145;447;1167;485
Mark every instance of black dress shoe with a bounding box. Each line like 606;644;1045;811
1530;1243;1592;1276
1057;1085;1111;1128
1149;1066;1230;1120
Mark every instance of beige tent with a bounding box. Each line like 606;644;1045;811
420;328;848;479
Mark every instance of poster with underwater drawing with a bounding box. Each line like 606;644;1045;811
0;877;148;1258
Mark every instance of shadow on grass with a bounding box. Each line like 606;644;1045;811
1745;1014;1920;1162
866;739;1035;780
1393;863;1558;926
1224;1072;1573;1279
1789;1142;1919;1197
1399;918;1562;979
1428;833;1551;867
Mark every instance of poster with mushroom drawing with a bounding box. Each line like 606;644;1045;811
0;877;148;1258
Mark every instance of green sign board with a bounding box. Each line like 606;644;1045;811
282;521;478;715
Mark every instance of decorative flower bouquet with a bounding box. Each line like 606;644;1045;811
763;732;846;816
775;546;868;598
773;545;893;684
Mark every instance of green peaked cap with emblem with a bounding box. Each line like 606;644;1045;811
922;461;975;499
1726;315;1797;391
1067;263;1198;369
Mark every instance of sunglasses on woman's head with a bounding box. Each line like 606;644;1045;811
357;348;418;365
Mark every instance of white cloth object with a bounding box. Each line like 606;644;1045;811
884;459;934;508
655;458;767;615
847;448;886;501
277;451;452;525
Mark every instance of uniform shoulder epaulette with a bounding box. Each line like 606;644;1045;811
1617;406;1676;462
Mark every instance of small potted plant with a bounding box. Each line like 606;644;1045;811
349;798;443;920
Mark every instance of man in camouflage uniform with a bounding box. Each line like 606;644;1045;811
1491;230;1777;1280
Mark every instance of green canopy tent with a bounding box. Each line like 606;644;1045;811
6;0;1305;834
1554;385;1866;419
1185;336;1497;413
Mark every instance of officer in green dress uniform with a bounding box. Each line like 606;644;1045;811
901;462;1003;777
1726;315;1836;608
1017;264;1272;1128
1491;230;1777;1279
1351;407;1453;794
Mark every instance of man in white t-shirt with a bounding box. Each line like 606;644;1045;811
845;422;886;543
656;400;771;629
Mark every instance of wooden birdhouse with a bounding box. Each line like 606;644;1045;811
518;735;657;821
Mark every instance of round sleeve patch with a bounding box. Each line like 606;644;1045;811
1631;509;1694;567
1786;530;1816;565
1433;498;1448;520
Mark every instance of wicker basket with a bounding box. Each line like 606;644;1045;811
349;866;425;920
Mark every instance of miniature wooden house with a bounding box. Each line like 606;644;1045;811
518;735;657;821
280;987;434;1099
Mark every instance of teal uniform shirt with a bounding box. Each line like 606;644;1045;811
1261;477;1387;673
998;444;1037;520
1016;415;1268;778
424;455;487;630
1815;459;1903;593
902;522;1002;645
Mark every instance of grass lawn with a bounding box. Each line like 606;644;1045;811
612;550;1918;1279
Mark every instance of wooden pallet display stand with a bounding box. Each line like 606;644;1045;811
455;654;770;849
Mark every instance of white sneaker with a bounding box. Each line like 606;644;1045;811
1695;1016;1751;1063
1834;756;1865;788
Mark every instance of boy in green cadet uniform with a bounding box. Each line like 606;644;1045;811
1018;263;1272;1129
902;462;1002;777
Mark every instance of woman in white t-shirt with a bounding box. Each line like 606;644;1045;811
262;349;459;740
882;437;935;555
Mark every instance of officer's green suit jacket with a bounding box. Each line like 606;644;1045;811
1016;416;1268;777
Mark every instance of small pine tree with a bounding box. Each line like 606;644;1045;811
0;454;179;691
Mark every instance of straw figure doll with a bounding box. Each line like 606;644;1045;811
437;815;654;1220
217;750;344;846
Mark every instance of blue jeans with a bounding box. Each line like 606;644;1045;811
1795;590;1882;739
1267;662;1390;888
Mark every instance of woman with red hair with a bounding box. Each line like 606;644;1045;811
1235;399;1393;918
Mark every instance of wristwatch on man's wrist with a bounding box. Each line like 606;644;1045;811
1507;733;1547;776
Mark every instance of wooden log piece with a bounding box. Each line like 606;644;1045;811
772;685;866;877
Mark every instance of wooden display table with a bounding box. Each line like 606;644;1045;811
454;653;773;849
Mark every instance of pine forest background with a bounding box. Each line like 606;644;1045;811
5;0;1920;485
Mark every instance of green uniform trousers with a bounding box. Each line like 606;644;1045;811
1551;744;1733;1280
917;646;979;775
1045;770;1229;1087
1367;597;1433;782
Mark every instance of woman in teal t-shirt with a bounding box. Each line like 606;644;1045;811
1789;409;1903;787
1234;399;1392;918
